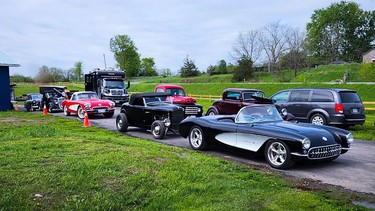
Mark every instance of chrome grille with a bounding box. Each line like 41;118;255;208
185;106;199;115
110;89;124;96
308;144;341;159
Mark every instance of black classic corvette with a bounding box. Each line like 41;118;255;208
116;93;185;139
179;104;354;169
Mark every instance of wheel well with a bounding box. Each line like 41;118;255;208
308;111;329;122
260;139;302;154
206;106;218;115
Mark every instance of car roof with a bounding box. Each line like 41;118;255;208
155;84;184;89
129;93;170;105
276;88;353;92
224;88;263;93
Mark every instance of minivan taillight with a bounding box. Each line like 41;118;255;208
335;103;344;113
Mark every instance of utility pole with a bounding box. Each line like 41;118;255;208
103;53;107;69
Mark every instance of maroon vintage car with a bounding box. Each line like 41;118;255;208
206;88;265;115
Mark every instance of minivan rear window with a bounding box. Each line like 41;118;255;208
339;92;361;103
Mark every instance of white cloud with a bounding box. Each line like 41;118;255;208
1;0;374;77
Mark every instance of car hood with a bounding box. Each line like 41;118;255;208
79;98;112;106
167;96;196;104
252;121;338;146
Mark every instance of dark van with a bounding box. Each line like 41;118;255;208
270;88;366;127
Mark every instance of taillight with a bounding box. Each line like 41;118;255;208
335;103;344;113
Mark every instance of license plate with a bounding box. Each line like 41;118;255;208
352;108;359;113
98;109;106;113
115;100;120;103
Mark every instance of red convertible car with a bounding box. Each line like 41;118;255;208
62;91;115;119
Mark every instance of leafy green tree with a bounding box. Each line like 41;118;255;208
232;56;254;82
10;74;34;83
110;35;141;77
140;57;158;76
217;60;228;74
306;1;375;63
206;65;216;75
158;68;172;77
73;61;84;81
179;55;200;77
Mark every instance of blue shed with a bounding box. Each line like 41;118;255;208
0;50;20;111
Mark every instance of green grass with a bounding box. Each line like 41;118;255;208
0;111;369;210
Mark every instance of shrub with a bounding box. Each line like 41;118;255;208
358;63;375;82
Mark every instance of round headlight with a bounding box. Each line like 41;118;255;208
110;101;115;107
346;133;354;144
164;118;171;127
197;108;202;113
84;103;91;109
302;138;311;150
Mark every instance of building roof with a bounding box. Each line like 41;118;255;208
0;50;20;67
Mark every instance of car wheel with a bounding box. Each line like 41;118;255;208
310;113;326;125
189;126;208;150
77;106;85;119
63;105;70;116
116;113;129;132
206;108;218;116
151;120;166;139
265;140;294;169
48;104;53;113
103;112;114;118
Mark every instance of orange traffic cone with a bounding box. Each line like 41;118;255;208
15;103;19;111
83;111;90;127
43;104;48;116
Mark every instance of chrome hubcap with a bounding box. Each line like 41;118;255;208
312;116;324;125
117;119;122;129
153;125;160;135
190;128;202;148
267;142;287;166
208;111;215;116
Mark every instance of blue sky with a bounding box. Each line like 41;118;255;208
1;0;375;77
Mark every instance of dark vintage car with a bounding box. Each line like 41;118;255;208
116;93;185;139
179;104;353;169
24;93;43;112
206;88;265;116
39;85;68;112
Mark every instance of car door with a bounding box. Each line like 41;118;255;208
287;90;312;121
235;124;270;152
127;98;146;125
218;91;242;114
271;90;290;109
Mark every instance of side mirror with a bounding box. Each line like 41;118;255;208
281;108;288;117
281;108;295;121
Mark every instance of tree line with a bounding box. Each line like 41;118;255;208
12;1;375;83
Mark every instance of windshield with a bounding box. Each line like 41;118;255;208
103;79;125;89
76;93;99;100
144;96;167;106
30;94;42;100
243;91;265;101
166;88;185;96
235;106;283;124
